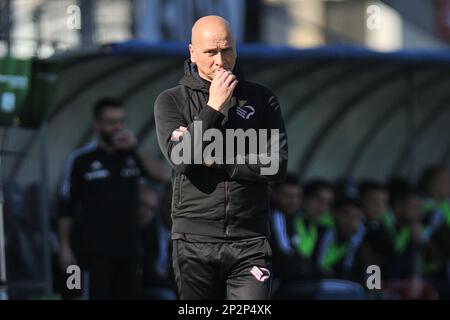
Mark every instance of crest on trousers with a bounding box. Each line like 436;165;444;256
250;266;270;282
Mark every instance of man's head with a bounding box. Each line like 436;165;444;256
359;180;388;221
419;165;450;201
189;15;237;81
302;179;334;222
93;97;125;146
393;190;422;223
391;188;422;225
272;173;302;216
333;197;363;239
388;177;421;223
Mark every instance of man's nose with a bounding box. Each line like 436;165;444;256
215;52;224;67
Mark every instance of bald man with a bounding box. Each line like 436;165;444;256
154;16;288;300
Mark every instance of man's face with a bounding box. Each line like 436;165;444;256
303;188;334;222
401;195;422;223
335;205;363;238
277;184;302;216
189;30;237;81
362;190;387;220
430;170;450;200
94;107;125;145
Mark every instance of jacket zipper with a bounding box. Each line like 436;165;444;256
224;180;230;237
178;174;184;206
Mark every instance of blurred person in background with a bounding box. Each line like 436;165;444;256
318;178;358;229
270;173;302;294
138;181;177;300
318;196;365;280
271;178;334;299
355;180;396;281
379;182;437;300
385;179;423;280
418;166;450;298
315;195;366;299
292;179;335;277
57;97;164;299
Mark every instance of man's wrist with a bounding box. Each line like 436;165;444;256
207;101;222;111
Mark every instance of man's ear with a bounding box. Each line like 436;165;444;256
189;44;196;64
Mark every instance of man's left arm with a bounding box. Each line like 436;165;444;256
221;93;288;183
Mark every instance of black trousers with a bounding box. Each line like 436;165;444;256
83;254;138;300
172;237;272;300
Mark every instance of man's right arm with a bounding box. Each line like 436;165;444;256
58;154;81;270
154;90;225;174
58;216;75;269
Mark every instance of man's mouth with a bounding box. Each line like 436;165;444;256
214;68;229;74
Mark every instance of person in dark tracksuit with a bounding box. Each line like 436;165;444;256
154;16;288;300
58;98;161;300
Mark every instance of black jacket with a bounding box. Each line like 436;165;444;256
59;143;145;257
154;60;288;239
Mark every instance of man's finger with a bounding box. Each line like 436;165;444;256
228;79;238;91
224;74;236;87
222;70;233;81
171;127;187;141
214;68;226;80
218;69;231;82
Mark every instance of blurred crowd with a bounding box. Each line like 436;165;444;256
270;166;450;300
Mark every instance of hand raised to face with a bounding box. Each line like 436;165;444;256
207;68;238;112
